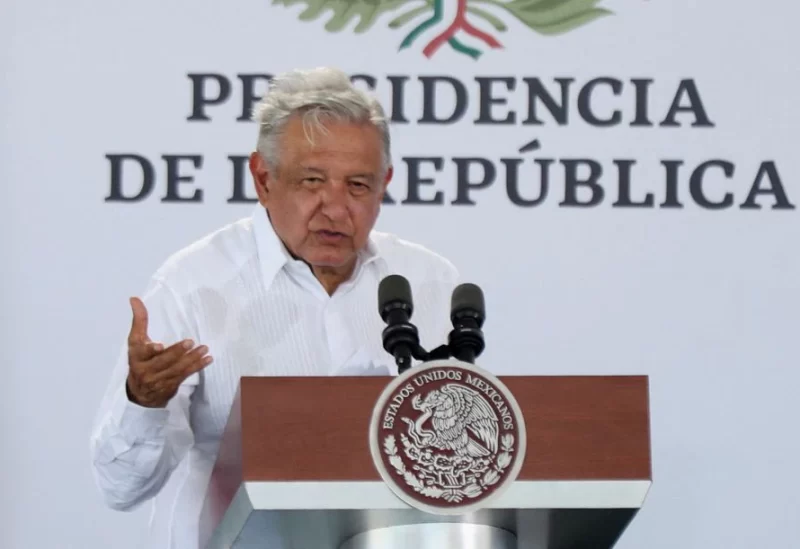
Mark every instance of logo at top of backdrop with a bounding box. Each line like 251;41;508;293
271;0;611;60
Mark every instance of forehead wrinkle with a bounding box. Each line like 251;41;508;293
297;164;325;173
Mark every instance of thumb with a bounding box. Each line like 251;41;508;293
129;297;150;344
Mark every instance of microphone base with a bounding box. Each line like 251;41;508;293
447;326;485;365
451;349;477;364
395;354;412;375
425;345;452;361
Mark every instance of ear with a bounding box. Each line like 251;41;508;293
249;152;271;207
380;165;394;200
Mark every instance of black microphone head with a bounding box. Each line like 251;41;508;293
451;283;485;326
378;274;413;321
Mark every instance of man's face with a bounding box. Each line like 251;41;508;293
249;115;392;274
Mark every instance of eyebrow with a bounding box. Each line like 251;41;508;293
298;166;376;182
348;173;376;182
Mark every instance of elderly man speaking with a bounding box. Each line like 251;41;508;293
90;67;459;548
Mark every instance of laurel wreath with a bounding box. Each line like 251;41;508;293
384;434;445;498
481;433;515;488
383;433;515;503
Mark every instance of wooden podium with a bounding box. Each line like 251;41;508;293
199;373;651;549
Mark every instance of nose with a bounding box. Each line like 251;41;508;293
319;180;349;222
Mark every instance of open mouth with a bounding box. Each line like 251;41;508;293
316;230;347;242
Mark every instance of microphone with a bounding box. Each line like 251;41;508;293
448;283;486;364
378;275;420;374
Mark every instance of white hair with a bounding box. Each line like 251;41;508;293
251;67;391;173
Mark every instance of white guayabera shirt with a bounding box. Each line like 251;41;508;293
90;206;459;549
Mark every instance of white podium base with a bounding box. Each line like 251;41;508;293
339;523;516;549
202;480;650;548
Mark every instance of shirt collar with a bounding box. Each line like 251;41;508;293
251;205;384;291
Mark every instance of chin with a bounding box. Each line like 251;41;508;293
308;252;353;269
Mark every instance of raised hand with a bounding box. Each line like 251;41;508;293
125;297;212;408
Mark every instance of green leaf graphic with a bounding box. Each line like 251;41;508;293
272;0;414;33
388;4;432;29
533;8;611;35
477;0;611;35
466;6;508;31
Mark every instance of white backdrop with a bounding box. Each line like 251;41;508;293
2;0;799;547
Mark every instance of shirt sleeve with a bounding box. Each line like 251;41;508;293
90;276;199;511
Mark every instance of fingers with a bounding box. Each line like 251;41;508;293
127;339;213;408
144;339;196;372
128;297;150;345
149;344;212;384
125;295;216;408
128;340;165;362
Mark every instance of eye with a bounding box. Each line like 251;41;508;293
303;177;324;184
350;181;370;192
